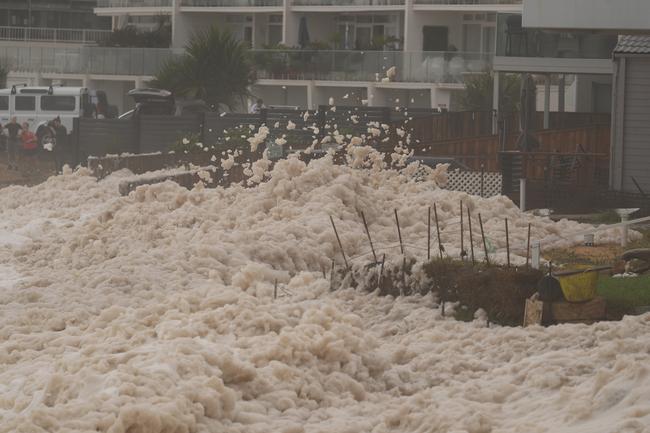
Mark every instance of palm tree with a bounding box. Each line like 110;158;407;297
152;27;254;111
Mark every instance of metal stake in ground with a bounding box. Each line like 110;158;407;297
274;279;278;300
427;206;431;261
467;207;475;265
329;215;349;269
378;253;386;288
460;200;467;260
394;209;404;255
433;203;444;259
526;223;532;267
401;256;407;297
478;213;490;266
505;218;511;268
361;211;378;264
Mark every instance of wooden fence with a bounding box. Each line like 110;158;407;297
407;111;611;143
416;124;611;173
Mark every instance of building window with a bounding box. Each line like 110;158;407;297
463;13;496;53
225;15;253;47
268;15;282;46
15;96;35;111
41;96;76;112
334;14;399;50
0;96;8;111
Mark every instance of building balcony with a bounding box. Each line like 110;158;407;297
1;45;178;77
291;0;405;12
493;13;617;74
95;0;174;15
413;0;521;11
0;26;112;45
180;0;283;7
97;0;173;6
250;49;492;83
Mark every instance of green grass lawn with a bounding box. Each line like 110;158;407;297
597;274;650;310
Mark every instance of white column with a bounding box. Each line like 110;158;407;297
366;84;377;106
558;74;565;113
307;82;317;110
134;77;145;90
35;72;45;86
543;74;551;129
171;0;191;49
403;0;416;51
519;178;527;211
283;1;298;46
82;75;94;89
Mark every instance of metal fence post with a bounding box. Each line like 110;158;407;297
519;178;527;211
72;117;81;167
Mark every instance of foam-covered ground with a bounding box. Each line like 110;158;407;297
1;157;649;433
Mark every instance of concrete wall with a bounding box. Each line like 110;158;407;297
251;84;308;108
523;0;650;31
314;86;366;106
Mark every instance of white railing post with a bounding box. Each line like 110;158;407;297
531;241;541;269
621;215;629;248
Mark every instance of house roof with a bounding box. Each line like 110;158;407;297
614;35;650;55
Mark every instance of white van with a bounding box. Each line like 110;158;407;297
0;85;93;146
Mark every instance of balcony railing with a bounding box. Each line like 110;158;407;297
496;13;617;59
415;0;520;4
0;46;178;76
251;49;492;83
96;0;173;7
181;0;283;6
0;45;490;83
0;26;112;44
293;0;404;5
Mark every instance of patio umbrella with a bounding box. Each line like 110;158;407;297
298;16;310;49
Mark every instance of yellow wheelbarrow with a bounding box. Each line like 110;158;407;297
553;266;611;303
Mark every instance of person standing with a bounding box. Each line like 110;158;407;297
249;98;266;114
52;117;68;172
5;117;22;170
21;122;37;153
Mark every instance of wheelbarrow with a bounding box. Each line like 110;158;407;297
553;266;612;303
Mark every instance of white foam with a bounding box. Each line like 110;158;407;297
0;156;648;433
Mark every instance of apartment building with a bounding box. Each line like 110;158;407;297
0;0;109;29
493;0;650;125
6;0;647;115
91;0;522;110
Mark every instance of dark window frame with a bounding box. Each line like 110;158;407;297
15;95;36;111
40;95;77;112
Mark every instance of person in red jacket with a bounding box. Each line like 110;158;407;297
21;122;37;153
